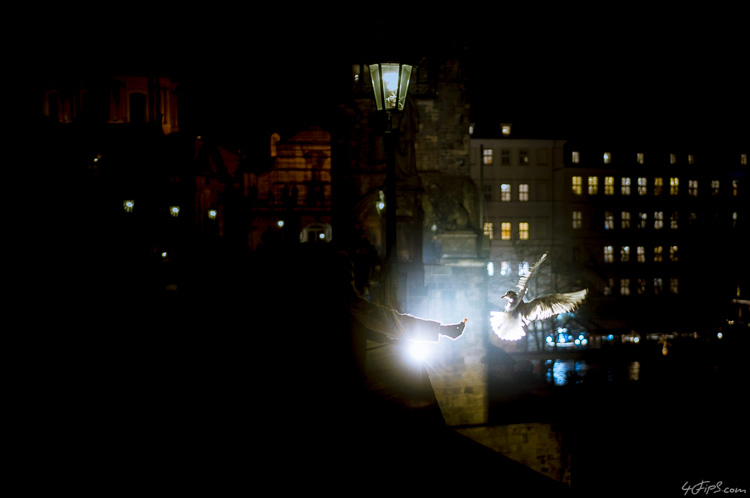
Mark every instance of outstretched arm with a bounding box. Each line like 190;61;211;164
350;297;467;342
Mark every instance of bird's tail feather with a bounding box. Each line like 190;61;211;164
490;311;526;341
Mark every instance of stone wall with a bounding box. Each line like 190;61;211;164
413;259;488;427
457;423;571;485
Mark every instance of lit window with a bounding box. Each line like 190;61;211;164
688;179;698;196
603;152;611;164
732;211;738;227
670;153;677;165
654;278;663;294
741;153;747;165
519;183;529;201
501;222;511;240
711;180;720;195
604;246;614;263
170;206;180;218
637;246;646;263
670;245;679;262
501;183;512;202
588;176;599;195
572;151;580;164
637;177;647;195
654;177;664;196
572;211;582;229
519;222;529;240
654;211;664;229
621;246;630;262
500;261;511;276
123;200;134;213
208;209;217;220
732;180;739;197
604;278;614;296
572;176;582;195
604;211;614;230
518;261;530;277
688;154;694;165
483;222;494;240
638;212;648;229
620;278;630;296
654;246;663;262
637;278;647;294
519;149;529;165
604;176;614;195
637;153;644;165
670;177;679;195
670;278;679;294
501;149;511;165
670;211;679;229
621;211;631;229
502;124;512;136
483;148;493;165
621;177;631;195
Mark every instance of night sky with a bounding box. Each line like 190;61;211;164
35;9;748;147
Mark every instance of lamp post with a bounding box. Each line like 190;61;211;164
368;62;414;307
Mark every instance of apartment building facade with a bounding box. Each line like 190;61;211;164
471;128;748;341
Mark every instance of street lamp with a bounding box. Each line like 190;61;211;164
369;61;414;307
368;63;413;114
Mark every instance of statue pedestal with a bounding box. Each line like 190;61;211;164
440;231;481;259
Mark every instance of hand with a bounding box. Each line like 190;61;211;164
439;318;467;340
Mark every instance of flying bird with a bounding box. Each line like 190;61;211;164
490;253;588;341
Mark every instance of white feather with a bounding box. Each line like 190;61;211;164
490;311;526;341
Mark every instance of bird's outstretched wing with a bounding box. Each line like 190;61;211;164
519;289;588;322
516;252;548;303
490;311;526;341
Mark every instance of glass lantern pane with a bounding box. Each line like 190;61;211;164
397;64;413;111
368;64;384;110
380;63;401;110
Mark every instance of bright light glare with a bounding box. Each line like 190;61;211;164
407;341;430;362
382;70;399;92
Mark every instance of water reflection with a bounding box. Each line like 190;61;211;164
545;359;642;385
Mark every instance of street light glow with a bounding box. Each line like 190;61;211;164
406;340;430;363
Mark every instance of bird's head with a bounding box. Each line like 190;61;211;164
502;290;518;303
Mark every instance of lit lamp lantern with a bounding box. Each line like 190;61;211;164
368;62;413;114
368;61;414;307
